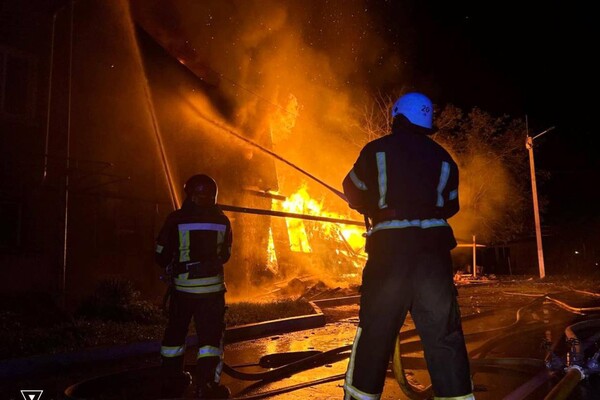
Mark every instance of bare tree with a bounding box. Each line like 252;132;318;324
349;91;396;149
354;97;537;244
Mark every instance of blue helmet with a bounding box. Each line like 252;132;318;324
391;92;434;130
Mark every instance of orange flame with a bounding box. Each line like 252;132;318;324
266;227;278;273
272;184;365;254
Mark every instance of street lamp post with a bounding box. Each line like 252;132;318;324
526;126;555;279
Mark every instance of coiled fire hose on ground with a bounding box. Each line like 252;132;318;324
222;301;547;399
389;292;600;400
64;290;600;400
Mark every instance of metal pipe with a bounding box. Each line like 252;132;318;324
183;98;348;202
60;0;75;308
473;234;477;278
218;204;364;226
43;12;57;181
532;126;556;141
243;187;287;201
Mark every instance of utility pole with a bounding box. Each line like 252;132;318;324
472;234;477;279
526;125;555;279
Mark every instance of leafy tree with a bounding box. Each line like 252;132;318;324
434;105;534;244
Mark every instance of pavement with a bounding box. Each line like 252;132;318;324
220;308;407;400
0;296;357;399
3;280;600;399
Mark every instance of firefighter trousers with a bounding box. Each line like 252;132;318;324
344;237;472;399
161;291;226;387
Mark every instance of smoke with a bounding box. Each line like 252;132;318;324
131;0;406;206
127;0;410;296
434;107;531;246
42;0;530;302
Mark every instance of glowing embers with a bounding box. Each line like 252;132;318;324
335;223;366;254
266;227;279;273
272;184;365;255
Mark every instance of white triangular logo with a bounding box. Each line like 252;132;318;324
20;390;43;400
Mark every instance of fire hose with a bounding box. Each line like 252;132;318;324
390;295;548;399
185;103;348;204
218;304;554;398
63;290;600;399
218;294;559;397
542;318;600;400
222;346;352;382
390;292;600;400
220;309;599;400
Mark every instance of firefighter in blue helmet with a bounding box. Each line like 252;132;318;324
342;93;474;399
155;174;232;399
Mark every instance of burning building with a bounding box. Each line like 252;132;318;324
1;0;543;307
1;0;375;306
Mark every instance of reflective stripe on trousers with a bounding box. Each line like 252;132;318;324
353;244;473;398
214;330;225;383
344;327;381;400
434;394;475;400
197;345;222;359
161;345;185;358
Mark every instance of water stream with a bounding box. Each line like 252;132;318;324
123;2;180;209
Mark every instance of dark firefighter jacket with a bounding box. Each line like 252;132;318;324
155;199;232;295
343;118;459;253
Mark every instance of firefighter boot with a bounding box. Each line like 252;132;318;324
160;356;192;398
195;356;229;398
195;382;230;399
160;371;192;398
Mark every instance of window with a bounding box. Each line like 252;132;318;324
0;46;37;120
0;200;21;250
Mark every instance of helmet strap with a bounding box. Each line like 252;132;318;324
392;114;435;136
191;193;215;207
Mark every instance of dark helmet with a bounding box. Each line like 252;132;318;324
184;174;218;204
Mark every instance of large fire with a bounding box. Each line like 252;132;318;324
272;185;366;255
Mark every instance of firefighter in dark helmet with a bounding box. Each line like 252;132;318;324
155;174;232;399
342;93;474;400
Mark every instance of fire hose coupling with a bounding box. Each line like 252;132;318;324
545;352;565;371
541;339;566;371
566;338;584;367
585;351;600;375
565;364;586;380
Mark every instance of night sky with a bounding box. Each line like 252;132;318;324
370;0;597;225
288;0;597;224
3;0;597;226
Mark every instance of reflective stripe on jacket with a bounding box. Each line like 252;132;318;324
155;200;232;295
173;273;225;294
342;121;459;251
